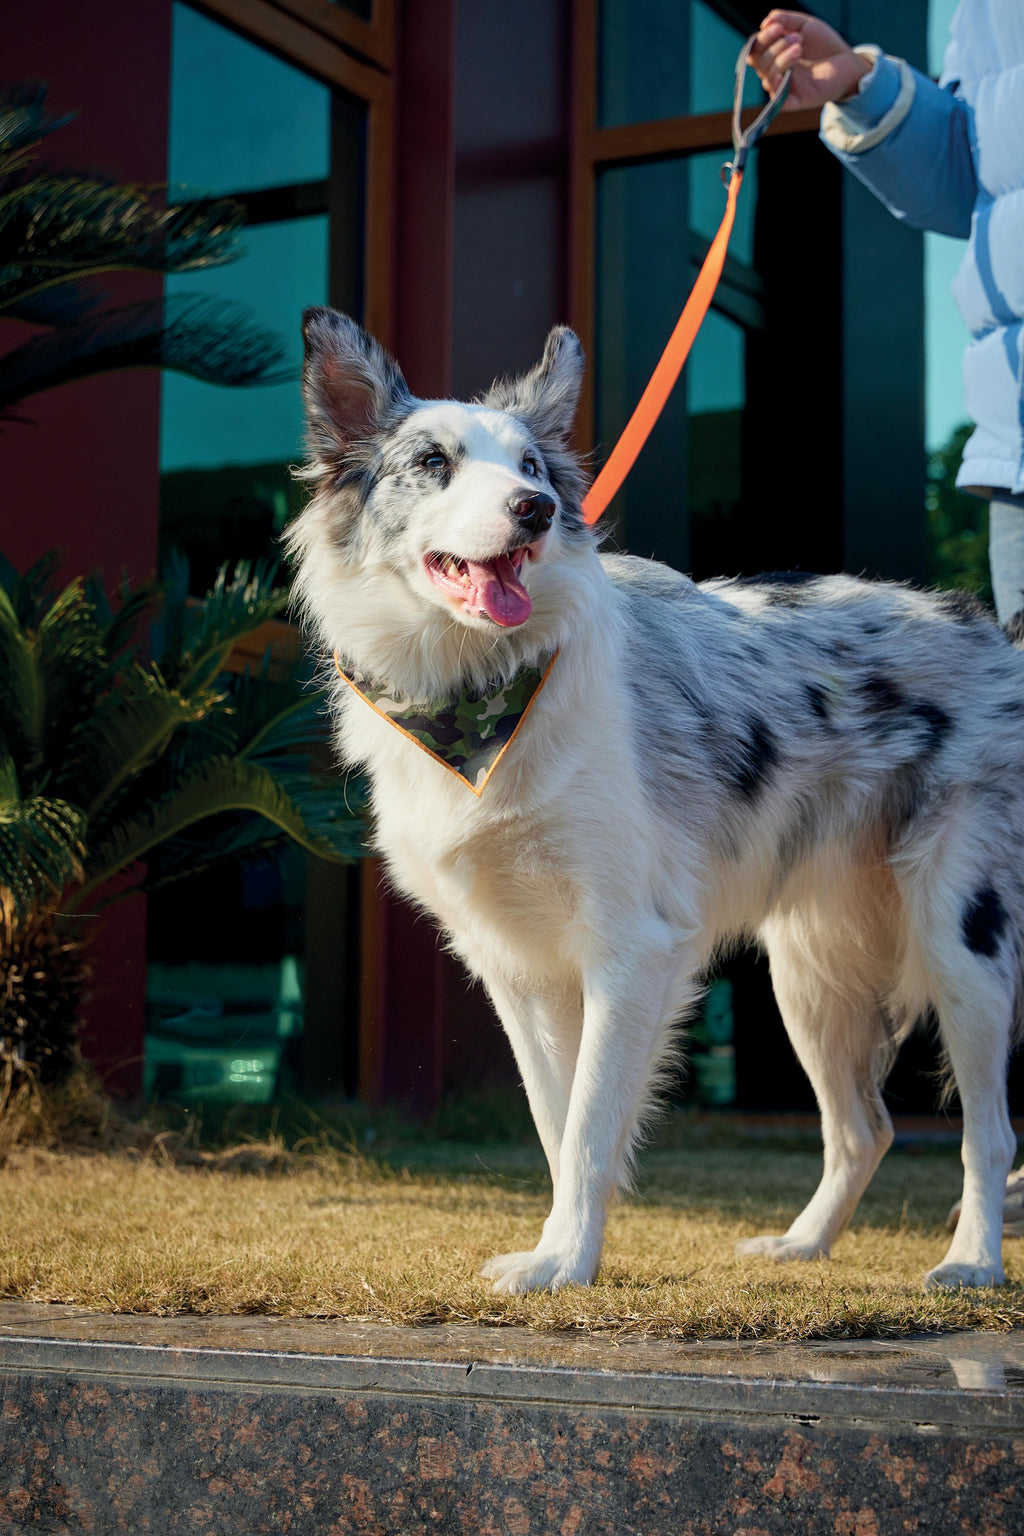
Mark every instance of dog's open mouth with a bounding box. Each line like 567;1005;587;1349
424;544;537;627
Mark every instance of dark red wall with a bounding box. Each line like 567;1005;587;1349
360;0;571;1112
2;0;173;1096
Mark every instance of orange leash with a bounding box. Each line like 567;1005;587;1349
581;169;745;526
581;37;790;528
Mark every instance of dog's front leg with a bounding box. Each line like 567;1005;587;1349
483;977;583;1198
482;937;695;1295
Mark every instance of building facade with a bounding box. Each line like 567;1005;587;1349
7;0;980;1116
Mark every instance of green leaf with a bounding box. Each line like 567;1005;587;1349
0;83;74;178
56;663;224;818
0;793;86;917
74;756;360;910
154;560;289;694
31;577;108;775
0;176;249;312
0;581;43;772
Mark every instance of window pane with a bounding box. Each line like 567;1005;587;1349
160;215;327;587
596;149;756;574
169;1;330;195
597;157;691;568
599;0;762;129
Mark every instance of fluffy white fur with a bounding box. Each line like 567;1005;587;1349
288;310;1021;1295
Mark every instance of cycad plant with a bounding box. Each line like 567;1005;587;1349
0;80;286;416
0;552;366;1085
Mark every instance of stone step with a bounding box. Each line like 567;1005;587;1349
2;1302;1022;1533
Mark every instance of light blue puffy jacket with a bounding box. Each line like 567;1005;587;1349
819;2;1024;494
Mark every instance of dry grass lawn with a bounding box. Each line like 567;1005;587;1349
3;1132;1024;1339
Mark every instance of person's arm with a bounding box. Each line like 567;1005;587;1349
751;10;977;238
821;49;976;237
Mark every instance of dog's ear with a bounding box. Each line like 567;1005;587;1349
480;326;585;445
302;308;411;460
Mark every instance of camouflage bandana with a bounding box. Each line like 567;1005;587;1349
333;650;558;796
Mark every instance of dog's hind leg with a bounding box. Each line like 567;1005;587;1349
897;822;1017;1289
482;976;583;1198
736;898;897;1264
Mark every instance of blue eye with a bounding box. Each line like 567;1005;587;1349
521;457;538;477
422;450;447;471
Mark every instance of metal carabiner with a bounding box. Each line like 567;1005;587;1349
722;33;792;187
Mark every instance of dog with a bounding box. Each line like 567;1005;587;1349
288;307;1021;1295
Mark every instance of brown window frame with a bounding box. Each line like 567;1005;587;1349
568;0;819;449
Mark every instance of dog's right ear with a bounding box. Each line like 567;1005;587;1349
301;308;411;460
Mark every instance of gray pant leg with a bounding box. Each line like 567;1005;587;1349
988;493;1024;625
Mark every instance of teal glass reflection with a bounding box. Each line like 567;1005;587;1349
595;146;758;575
599;0;763;129
161;215;328;473
597;157;691;569
168;2;330;196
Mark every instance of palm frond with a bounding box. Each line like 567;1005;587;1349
31;578;108;776
256;753;369;859
1;280;103;327
55;663;223;818
74;755;358;910
0;177;247;312
153;560;289;694
84;575;160;663
0;548;62;627
0;295;291;413
0;83;74;177
0;581;42;773
0;793;86;918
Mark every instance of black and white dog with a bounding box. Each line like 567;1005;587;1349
289;308;1021;1295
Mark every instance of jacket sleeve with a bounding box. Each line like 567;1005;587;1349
819;49;977;238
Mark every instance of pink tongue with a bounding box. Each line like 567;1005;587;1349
465;554;532;627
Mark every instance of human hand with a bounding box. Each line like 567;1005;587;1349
749;10;873;111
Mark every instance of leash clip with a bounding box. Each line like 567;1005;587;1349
725;33;791;188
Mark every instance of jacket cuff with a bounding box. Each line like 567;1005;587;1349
820;51;915;153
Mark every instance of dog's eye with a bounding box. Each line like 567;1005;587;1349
521;456;538;477
421;450;447;472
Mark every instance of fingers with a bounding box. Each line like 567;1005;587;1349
758;9;812;32
749;26;803;94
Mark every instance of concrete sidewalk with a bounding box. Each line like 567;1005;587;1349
1;1301;1022;1532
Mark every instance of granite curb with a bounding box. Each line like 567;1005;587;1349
2;1304;1023;1533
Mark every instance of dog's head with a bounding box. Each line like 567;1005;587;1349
289;310;590;670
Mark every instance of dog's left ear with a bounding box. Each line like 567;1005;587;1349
480;327;585;445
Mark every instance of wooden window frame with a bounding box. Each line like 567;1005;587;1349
568;0;819;447
192;0;395;343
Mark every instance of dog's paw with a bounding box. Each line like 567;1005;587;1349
923;1261;1005;1291
735;1234;829;1262
480;1249;596;1295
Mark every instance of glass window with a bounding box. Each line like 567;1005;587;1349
151;4;362;1109
596;148;757;575
160;212;329;590
599;0;762;130
168;2;330;196
161;3;337;590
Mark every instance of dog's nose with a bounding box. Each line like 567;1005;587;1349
509;490;555;539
